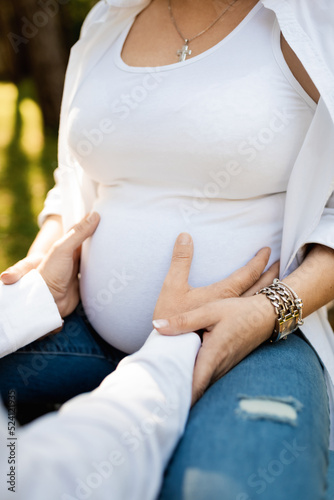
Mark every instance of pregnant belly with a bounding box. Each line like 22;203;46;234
80;194;285;354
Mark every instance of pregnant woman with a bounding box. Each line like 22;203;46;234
1;0;334;498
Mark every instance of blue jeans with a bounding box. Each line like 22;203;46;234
0;306;127;422
158;332;332;500
0;308;332;499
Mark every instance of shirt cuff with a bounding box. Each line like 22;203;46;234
283;210;334;277
0;270;63;358
302;209;334;250
37;184;62;228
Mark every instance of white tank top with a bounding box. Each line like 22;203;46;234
67;2;315;353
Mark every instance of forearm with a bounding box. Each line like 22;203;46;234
253;243;334;342
28;215;63;258
6;331;200;500
282;244;334;317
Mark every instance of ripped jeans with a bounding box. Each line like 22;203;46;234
0;309;331;499
159;330;331;500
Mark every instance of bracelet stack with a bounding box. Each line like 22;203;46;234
256;278;304;342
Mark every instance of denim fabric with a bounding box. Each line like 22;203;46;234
0;312;331;498
0;306;127;422
159;333;330;500
329;451;334;500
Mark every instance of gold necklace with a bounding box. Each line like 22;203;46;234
168;0;239;62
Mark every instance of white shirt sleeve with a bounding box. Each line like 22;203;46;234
37;183;63;228
37;1;109;230
0;270;63;358
0;330;201;500
302;204;334;251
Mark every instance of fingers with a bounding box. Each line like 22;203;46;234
229;247;271;295
242;260;280;297
0;256;41;285
1;214;99;284
153;302;218;335
54;212;100;255
165;233;193;285
209;247;271;299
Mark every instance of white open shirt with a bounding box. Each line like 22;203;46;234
38;0;334;450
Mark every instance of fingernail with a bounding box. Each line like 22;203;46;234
177;233;192;245
0;272;12;284
87;212;99;223
153;319;170;329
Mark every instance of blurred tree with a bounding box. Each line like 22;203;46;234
62;0;98;47
0;1;25;81
0;0;98;131
10;0;68;131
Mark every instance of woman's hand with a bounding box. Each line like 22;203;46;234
153;232;279;405
154;294;276;405
153;232;278;320
37;213;100;318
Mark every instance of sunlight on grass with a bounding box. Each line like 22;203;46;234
0;83;17;149
0;83;17;270
0;80;57;272
20;98;53;221
0;83;17;175
20;98;44;158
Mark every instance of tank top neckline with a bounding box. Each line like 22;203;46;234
271;20;317;110
114;1;263;73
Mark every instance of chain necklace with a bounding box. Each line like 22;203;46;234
168;0;239;62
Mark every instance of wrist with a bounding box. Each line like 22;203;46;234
256;279;305;342
251;294;277;342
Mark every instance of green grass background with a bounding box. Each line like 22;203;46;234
0;80;57;272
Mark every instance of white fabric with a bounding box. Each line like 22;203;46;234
37;0;334;449
0;329;201;500
67;4;315;353
0;270;62;357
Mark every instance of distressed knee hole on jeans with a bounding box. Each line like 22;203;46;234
236;395;303;426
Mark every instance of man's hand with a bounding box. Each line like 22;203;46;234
153;233;279;405
37;213;100;318
1;215;63;285
1;254;45;284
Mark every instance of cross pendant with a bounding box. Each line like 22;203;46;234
177;40;192;62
